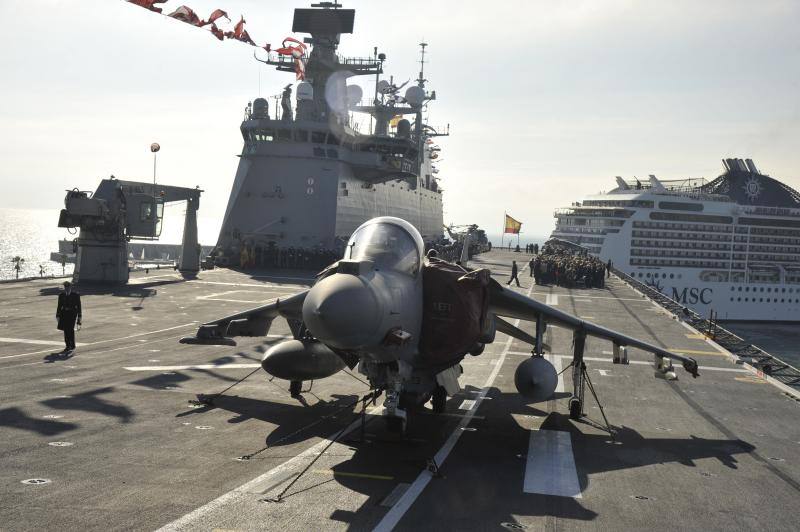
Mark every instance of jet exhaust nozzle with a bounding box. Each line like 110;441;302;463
514;356;558;403
261;340;346;381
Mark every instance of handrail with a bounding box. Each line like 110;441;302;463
612;267;800;391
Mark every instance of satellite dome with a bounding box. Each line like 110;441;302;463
404;86;425;107
346;84;363;106
252;98;269;118
297;82;314;101
377;80;391;94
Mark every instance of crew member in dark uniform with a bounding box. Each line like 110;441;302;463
56;281;82;353
507;260;521;287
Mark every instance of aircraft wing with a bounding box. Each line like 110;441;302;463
179;290;309;346
487;280;699;377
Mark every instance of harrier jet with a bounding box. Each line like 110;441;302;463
181;217;698;432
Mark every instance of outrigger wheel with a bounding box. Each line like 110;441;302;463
431;386;447;414
569;398;582;420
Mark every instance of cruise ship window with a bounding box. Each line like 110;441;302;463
782;299;785;303
745;287;749;292
760;298;763;302
783;288;787;293
277;129;291;141
738;287;742;291
738;297;741;302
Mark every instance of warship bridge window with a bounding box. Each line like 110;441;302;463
327;149;339;158
294;130;309;142
277;129;291;141
327;135;341;145
313;147;326;157
311;131;327;144
348;223;420;276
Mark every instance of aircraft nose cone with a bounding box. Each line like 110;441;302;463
302;274;382;349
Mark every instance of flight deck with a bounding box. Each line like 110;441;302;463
1;250;798;531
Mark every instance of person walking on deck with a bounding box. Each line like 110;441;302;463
56;281;82;354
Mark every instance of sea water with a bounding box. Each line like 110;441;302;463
0;207;75;280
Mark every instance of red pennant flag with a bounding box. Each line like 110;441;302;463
294;57;306;81
207;9;229;25
127;0;167;13
168;5;203;26
209;22;225;41
233;16;246;38
238;29;256;46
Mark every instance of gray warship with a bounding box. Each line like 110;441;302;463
213;3;447;267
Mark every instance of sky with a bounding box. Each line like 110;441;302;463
1;0;798;244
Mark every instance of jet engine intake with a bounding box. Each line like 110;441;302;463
261;340;346;381
514;356;558;403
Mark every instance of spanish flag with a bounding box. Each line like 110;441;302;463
504;213;522;234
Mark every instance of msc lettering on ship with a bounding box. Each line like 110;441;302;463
671;287;712;305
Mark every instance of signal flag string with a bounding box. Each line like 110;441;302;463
124;1;308;79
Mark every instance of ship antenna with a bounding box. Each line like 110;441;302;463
417;41;427;87
310;1;341;9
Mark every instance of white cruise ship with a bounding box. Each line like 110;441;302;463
551;158;800;321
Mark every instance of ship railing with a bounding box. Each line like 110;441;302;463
612;267;800;391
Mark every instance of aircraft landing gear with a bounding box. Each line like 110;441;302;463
569;397;582;420
289;380;302;398
431;386;447;414
570;329;614;438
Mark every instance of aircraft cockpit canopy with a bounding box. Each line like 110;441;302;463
347;221;421;276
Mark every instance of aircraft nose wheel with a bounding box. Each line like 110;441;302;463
431;386;447;414
569;398;582;420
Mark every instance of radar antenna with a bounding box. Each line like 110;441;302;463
417;41;428;87
310;1;341;9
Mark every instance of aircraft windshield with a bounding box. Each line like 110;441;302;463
348;223;420;276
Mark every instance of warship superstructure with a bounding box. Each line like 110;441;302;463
551;158;800;321
214;3;446;266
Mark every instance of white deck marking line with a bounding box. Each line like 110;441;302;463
156;405;383;531
0;323;196;360
506;352;748;373
124;364;261;371
545;354;564;392
373;282;536;532
0;337;87;347
545;294;559;306
197;290;292;302
524;430;582;498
